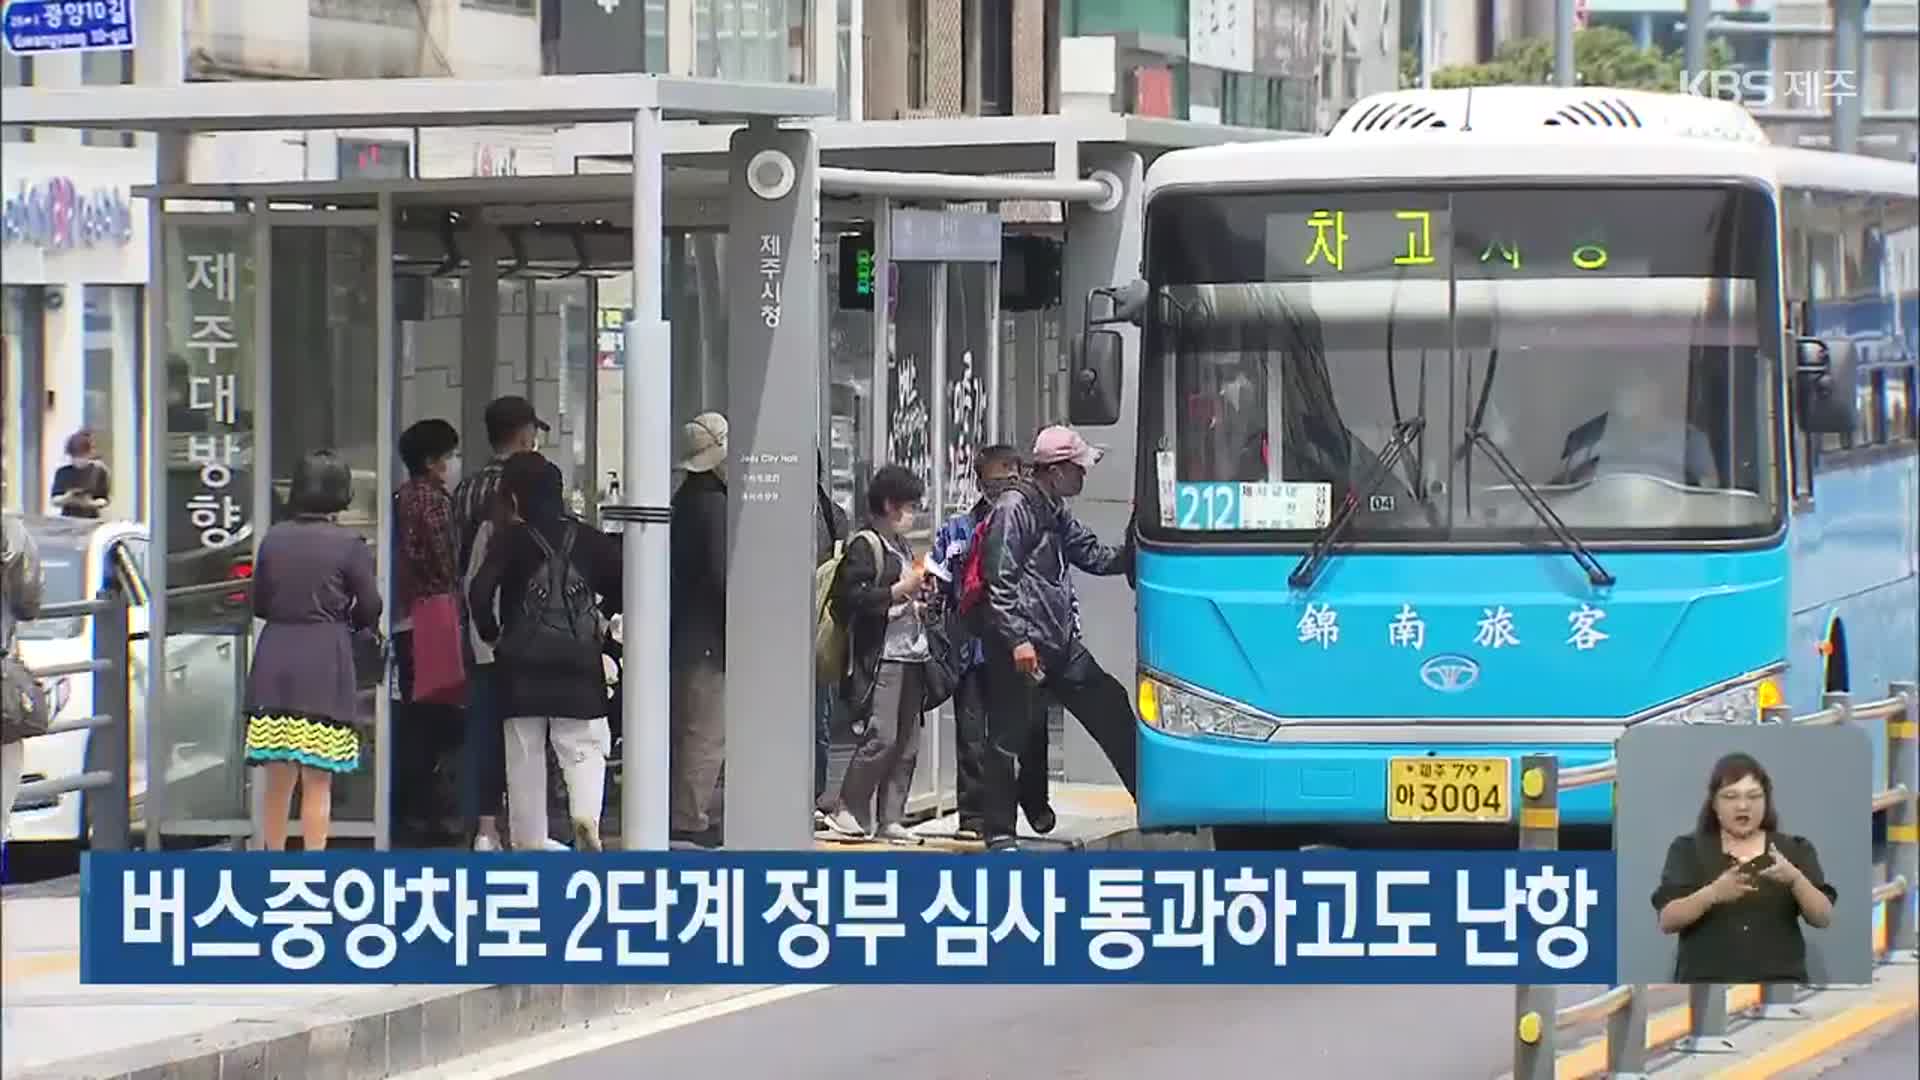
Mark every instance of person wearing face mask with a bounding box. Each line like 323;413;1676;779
451;396;548;851
934;444;1053;841
820;465;932;843
390;419;465;846
974;426;1138;851
669;412;730;846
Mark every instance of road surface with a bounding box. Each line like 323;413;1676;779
505;982;1540;1079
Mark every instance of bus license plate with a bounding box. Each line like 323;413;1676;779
1387;757;1512;823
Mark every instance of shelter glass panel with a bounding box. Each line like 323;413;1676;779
267;222;382;827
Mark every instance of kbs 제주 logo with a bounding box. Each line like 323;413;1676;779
1419;654;1480;693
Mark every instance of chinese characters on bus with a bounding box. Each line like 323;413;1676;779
1294;602;1610;653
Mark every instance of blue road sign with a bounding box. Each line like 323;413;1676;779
3;0;135;55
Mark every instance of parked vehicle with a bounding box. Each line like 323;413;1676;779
10;517;242;845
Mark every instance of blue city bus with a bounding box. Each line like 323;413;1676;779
1069;89;1919;848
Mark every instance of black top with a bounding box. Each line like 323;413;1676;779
469;517;622;721
1651;831;1837;984
51;462;110;519
669;470;727;663
831;526;909;715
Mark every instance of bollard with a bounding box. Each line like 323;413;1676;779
1513;754;1559;1080
1678;982;1738;1054
1889;681;1919;959
89;584;132;852
1757;980;1809;1020
1605;985;1651;1079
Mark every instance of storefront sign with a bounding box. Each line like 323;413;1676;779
167;222;256;554
2;177;136;251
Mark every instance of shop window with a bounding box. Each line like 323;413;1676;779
2;53;32;143
907;0;928;110
82;48;136;147
83;287;144;519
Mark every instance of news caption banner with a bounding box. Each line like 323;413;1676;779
82;852;1615;985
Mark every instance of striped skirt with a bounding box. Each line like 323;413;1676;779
244;711;361;774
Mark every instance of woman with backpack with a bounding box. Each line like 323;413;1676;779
468;451;621;852
819;464;931;844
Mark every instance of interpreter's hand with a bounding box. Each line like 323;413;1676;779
1758;843;1802;886
1708;864;1758;905
1012;642;1040;675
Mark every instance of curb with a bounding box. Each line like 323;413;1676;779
11;983;761;1080
15;822;1202;1079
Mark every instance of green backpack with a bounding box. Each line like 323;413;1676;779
813;530;878;684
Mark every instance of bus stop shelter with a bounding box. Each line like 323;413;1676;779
8;74;1279;853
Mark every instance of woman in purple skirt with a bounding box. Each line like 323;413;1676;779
244;450;381;851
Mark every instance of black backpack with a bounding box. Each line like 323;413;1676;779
497;523;602;674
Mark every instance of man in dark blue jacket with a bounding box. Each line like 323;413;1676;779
975;426;1137;851
936;444;1053;842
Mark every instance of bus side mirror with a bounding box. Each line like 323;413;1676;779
1069;329;1124;427
1088;278;1149;327
1793;337;1856;435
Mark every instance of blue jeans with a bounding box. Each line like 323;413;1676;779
814;681;832;807
462;664;507;824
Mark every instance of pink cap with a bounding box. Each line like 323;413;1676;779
1031;426;1105;470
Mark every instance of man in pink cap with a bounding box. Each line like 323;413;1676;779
971;425;1137;851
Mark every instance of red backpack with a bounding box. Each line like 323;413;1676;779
955;513;996;615
955;480;1052;615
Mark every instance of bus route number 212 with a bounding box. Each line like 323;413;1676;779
1175;482;1241;530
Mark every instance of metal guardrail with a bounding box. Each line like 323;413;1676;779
1512;683;1920;1080
11;586;134;851
10;578;252;849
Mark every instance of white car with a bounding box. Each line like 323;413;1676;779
10;517;240;845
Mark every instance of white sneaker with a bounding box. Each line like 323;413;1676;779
473;834;499;852
543;837;569;851
877;823;923;845
572;818;603;852
824;809;869;839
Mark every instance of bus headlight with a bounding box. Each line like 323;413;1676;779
1645;674;1784;725
1137;675;1280;742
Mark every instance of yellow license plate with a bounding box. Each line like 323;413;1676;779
1387;757;1512;823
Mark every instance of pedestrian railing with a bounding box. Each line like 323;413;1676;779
11;579;250;851
12;584;134;850
1512;683;1919;1080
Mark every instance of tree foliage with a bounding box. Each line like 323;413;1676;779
1411;27;1733;93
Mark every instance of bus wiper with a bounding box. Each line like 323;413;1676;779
1288;416;1426;590
1458;428;1616;587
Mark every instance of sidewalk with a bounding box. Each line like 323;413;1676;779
1;784;1180;1080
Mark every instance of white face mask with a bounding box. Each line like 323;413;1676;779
442;454;464;487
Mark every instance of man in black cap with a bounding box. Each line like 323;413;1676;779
451;396;548;849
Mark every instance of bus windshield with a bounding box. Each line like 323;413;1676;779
1140;184;1784;544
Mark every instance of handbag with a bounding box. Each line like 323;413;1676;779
408;592;468;705
1;650;50;744
919;607;966;713
351;627;387;693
